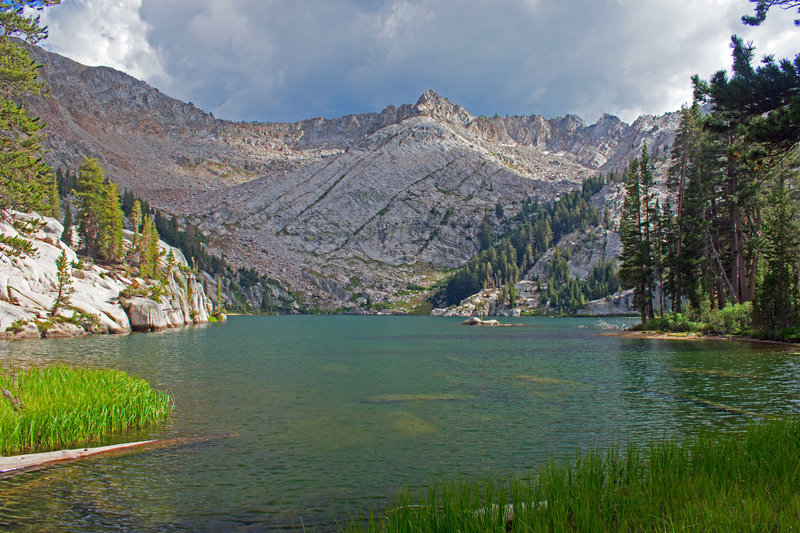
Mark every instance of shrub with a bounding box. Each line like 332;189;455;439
707;302;752;335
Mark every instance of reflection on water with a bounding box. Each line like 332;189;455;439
0;315;798;530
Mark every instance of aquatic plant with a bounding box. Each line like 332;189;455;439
0;365;173;455
345;419;800;531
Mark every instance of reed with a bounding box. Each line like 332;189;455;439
0;365;173;455
345;419;800;531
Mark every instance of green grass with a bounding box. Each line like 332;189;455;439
344;419;800;531
0;365;173;455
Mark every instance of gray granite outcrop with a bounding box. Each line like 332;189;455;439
0;212;217;340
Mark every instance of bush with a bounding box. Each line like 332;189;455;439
637;313;704;333
707;302;752;335
637;303;753;335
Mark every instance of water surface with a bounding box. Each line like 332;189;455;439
1;316;798;530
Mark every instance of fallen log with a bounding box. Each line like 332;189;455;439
0;433;236;474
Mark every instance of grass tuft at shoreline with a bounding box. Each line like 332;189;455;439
0;365;173;455
345;419;800;531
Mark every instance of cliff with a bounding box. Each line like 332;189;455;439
23;45;681;310
0;212;217;340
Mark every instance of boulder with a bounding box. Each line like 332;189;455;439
42;321;87;339
461;317;500;326
121;297;167;332
0;211;217;340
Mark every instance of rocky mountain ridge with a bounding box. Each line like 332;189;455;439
25;45;681;310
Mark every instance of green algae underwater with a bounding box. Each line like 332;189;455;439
0;315;797;530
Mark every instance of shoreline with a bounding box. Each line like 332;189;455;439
0;434;236;475
600;330;797;346
0;440;157;474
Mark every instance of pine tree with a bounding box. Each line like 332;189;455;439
50;250;73;317
640;146;656;320
74;158;124;262
48;173;60;219
216;274;223;311
99;181;124;261
619;148;657;323
138;214;162;279
75;158;105;257
753;158;799;338
61;205;73;246
0;1;61;219
668;104;702;311
130;199;142;249
742;0;800;27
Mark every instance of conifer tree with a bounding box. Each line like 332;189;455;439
75;158;124;261
619;148;657;323
61;205;73;245
668;104;702;310
75;158;105;257
130;199;142;249
99;181;124;261
0;1;60;218
742;0;800;26
50;249;73;317
753;158;799;337
138;214;161;278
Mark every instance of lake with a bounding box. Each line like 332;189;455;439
0;316;798;530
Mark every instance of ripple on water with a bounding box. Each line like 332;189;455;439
0;315;794;530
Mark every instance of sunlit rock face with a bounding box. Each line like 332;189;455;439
0;212;214;339
26;45;679;309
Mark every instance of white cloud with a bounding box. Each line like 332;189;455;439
37;0;168;85
31;0;800;125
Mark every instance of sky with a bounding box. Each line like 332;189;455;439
32;0;800;125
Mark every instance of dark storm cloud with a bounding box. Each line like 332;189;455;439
38;0;800;124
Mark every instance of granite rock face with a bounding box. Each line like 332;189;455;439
0;212;215;340
24;45;680;309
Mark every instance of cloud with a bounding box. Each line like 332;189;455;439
36;0;800;124
37;0;167;84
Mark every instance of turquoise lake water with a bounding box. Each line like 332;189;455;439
0;315;798;530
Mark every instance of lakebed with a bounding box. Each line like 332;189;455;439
0;315;797;530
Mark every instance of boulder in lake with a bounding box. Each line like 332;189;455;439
120;297;167;332
461;317;501;326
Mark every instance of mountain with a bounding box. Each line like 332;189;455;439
25;45;680;310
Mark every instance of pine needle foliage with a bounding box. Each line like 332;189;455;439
0;0;61;218
75;157;124;262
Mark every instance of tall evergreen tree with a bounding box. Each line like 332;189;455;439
130;199;142;249
619;147;658;323
138;214;161;279
619;156;647;323
75;157;124;261
75;158;105;257
99;180;124;261
668;104;702;310
753;157;799;337
0;0;61;218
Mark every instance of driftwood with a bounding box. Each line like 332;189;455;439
1;388;23;412
0;433;236;474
